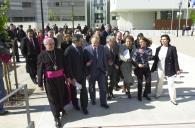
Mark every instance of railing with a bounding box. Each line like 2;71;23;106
0;84;35;128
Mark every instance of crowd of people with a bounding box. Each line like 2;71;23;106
0;23;181;128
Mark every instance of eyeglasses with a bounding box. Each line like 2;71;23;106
47;43;54;45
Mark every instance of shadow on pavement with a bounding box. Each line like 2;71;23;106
61;97;155;127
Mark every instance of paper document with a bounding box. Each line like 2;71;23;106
123;49;130;60
75;81;82;90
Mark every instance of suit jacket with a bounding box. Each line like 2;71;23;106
151;45;180;77
104;44;119;75
20;37;40;58
64;45;85;82
84;44;107;75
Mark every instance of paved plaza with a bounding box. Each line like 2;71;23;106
0;35;195;128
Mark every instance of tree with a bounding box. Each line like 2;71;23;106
190;10;195;24
48;9;59;21
0;0;9;41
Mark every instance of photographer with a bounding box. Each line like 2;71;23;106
0;39;11;116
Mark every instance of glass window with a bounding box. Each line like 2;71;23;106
22;2;32;8
112;16;116;20
55;2;60;7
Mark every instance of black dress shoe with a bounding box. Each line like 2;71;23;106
55;118;61;128
0;110;9;116
61;110;66;116
101;104;109;109
126;92;131;99
111;93;116;98
170;100;178;105
138;97;142;101
107;95;112;100
83;109;89;115
143;95;151;101
32;79;38;84
91;101;96;105
115;86;121;91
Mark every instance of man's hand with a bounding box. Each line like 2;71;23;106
114;64;119;70
68;78;76;86
138;64;145;68
139;49;144;54
86;60;93;67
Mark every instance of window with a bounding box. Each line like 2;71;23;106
55;2;60;7
12;17;35;22
74;16;85;21
112;16;116;20
22;2;32;8
12;17;23;22
24;17;35;21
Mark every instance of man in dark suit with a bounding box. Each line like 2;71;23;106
20;29;40;84
64;34;88;114
84;35;109;109
104;36;120;100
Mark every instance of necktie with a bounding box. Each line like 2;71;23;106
93;47;97;63
110;49;114;59
76;47;81;55
30;38;35;48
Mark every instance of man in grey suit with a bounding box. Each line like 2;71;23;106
104;36;120;100
84;35;109;109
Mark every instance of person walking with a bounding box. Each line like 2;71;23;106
20;29;40;84
119;35;136;98
64;34;89;115
37;38;69;128
151;34;181;105
133;37;153;101
84;35;109;109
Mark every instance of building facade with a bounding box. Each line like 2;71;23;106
89;0;110;28
1;0;111;29
1;0;87;29
110;0;195;30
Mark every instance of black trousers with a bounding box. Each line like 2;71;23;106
13;40;20;62
26;57;37;81
134;67;151;97
106;67;119;95
44;77;69;120
70;79;88;111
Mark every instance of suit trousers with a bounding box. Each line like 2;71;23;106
71;80;88;111
106;66;118;95
156;67;176;101
0;63;6;112
89;69;107;105
134;67;151;97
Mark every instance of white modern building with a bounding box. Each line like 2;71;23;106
89;0;110;28
110;0;195;30
2;0;88;29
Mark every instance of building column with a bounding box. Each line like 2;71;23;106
157;11;161;20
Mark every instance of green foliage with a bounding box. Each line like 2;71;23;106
48;9;59;21
190;10;195;23
0;0;9;41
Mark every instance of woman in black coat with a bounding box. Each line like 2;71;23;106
151;34;181;105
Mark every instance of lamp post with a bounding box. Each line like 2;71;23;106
40;0;44;34
71;3;75;35
177;0;182;37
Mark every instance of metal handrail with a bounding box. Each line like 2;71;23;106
0;84;35;128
